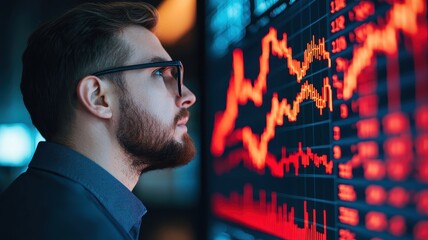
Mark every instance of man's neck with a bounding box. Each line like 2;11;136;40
57;134;141;191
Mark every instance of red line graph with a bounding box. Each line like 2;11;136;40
342;0;428;100
208;0;428;238
210;28;333;176
215;142;333;177
212;184;327;240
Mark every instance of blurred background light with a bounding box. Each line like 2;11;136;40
0;124;34;166
155;0;196;45
208;0;250;57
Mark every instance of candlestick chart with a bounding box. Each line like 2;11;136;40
205;0;428;239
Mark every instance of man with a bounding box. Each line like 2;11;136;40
0;2;196;240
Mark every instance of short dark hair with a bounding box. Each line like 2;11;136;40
21;2;158;140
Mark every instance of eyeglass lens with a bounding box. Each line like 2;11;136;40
163;65;183;96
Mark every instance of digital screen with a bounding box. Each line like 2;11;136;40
204;0;428;239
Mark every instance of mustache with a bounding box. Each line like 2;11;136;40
174;109;190;125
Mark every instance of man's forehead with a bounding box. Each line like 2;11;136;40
120;26;171;64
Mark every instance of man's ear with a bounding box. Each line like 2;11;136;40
76;76;113;119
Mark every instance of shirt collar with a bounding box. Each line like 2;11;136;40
29;141;147;235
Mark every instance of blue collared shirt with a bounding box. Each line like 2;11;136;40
0;141;147;240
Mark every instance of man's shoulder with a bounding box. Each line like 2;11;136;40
1;168;94;208
0;169;128;239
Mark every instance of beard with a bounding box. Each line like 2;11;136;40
116;94;196;174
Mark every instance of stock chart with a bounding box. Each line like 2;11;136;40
204;0;428;239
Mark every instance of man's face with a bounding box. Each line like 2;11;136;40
116;92;196;172
114;26;196;173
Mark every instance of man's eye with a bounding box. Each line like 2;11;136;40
153;68;166;77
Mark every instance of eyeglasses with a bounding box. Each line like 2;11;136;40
90;60;184;96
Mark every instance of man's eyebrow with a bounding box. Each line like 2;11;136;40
144;56;171;63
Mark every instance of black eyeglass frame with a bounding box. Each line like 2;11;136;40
90;60;183;96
